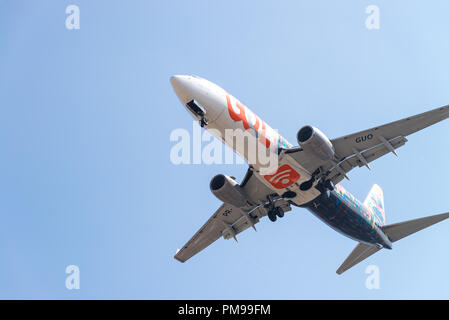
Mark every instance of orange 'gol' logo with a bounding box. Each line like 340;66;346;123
264;164;300;189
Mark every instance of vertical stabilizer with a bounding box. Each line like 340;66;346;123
364;184;386;226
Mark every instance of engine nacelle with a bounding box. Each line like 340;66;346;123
210;174;248;208
297;125;335;161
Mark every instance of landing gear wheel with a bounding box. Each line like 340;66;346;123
275;207;284;218
267;210;277;222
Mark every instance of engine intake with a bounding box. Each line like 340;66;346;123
297;125;335;161
297;125;314;143
210;174;247;208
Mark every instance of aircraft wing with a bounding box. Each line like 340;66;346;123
325;104;449;184
174;169;291;263
174;203;260;263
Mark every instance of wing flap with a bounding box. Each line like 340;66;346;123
326;136;407;184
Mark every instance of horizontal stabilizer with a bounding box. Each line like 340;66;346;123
336;243;380;275
337;212;449;274
381;212;449;242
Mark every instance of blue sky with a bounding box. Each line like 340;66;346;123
1;0;449;299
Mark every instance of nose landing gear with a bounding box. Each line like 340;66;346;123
186;100;208;127
199;117;208;128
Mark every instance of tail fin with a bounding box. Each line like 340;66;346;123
336;212;449;274
364;184;386;226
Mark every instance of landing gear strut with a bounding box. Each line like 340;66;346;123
316;179;335;193
323;179;334;191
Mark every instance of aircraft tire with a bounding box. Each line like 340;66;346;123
275;207;284;218
268;210;277;222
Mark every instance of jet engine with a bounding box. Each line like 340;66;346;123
297;125;335;161
210;174;248;208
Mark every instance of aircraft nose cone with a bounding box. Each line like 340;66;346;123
170;74;222;124
170;75;192;105
170;75;188;88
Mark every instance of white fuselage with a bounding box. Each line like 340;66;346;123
171;75;321;205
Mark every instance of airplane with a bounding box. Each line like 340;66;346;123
170;74;449;274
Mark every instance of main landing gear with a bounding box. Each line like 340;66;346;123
300;176;335;192
265;194;286;222
267;206;284;222
299;167;335;192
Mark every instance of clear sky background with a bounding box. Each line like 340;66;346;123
1;0;449;299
